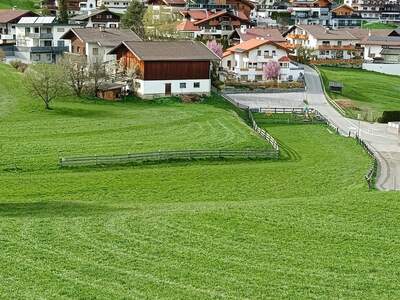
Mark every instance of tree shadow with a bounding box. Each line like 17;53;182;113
52;107;115;119
0;201;129;218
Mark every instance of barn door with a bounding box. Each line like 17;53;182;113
165;83;171;96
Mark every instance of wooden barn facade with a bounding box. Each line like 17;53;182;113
109;41;220;98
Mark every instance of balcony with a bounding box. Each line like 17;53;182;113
16;46;68;53
0;34;14;40
318;45;357;50
287;33;308;39
26;32;53;39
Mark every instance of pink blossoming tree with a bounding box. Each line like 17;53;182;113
206;40;223;58
263;61;281;81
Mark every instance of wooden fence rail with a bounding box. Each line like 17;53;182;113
60;149;279;167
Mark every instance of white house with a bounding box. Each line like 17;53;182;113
108;41;220;98
285;24;361;59
60;27;142;64
14;16;73;63
360;29;400;60
221;38;304;82
0;10;38;45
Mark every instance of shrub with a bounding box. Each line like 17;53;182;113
10;60;28;73
378;111;400;123
0;49;5;62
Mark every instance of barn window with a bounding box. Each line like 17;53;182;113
180;82;186;89
92;48;99;55
194;82;200;88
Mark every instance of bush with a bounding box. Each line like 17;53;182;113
0;49;5;62
378;111;400;123
10;60;28;73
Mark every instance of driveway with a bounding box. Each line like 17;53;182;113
227;66;400;191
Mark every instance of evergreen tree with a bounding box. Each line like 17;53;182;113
121;0;146;39
58;0;69;23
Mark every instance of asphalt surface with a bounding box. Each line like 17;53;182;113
227;66;400;191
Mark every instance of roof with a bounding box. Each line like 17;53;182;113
193;10;249;25
346;28;393;40
60;28;142;47
381;47;400;55
70;9;119;21
278;56;290;62
176;20;200;31
0;9;37;23
290;25;358;40
223;38;288;57
361;35;400;46
235;27;286;42
18;16;55;24
109;41;220;61
163;0;186;5
331;4;353;12
180;9;209;20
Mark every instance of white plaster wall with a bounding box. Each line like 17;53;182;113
362;63;400;76
136;79;211;97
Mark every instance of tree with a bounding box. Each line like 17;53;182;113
296;46;315;64
121;0;146;39
263;61;281;81
143;7;180;40
206;39;223;58
88;59;108;96
58;0;69;23
59;54;89;97
25;64;65;110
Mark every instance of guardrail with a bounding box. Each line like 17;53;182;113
59;149;279;167
356;136;378;190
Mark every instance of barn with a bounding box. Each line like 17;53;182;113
108;41;220;98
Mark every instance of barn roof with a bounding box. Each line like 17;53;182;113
109;41;220;61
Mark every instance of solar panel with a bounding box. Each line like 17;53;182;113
18;17;38;24
35;16;55;24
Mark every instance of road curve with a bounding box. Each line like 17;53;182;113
304;65;400;191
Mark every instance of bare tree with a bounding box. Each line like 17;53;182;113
25;63;66;110
88;59;108;96
59;54;89;97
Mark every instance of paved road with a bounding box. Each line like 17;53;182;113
227;66;400;190
304;65;400;191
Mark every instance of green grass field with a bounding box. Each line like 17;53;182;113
319;66;400;120
0;0;39;10
1;64;400;298
361;21;398;29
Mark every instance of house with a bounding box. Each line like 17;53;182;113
343;0;385;20
221;38;304;82
284;24;362;59
42;0;81;15
360;29;400;60
0;9;38;45
60;27;141;63
290;0;333;26
108;41;220;98
69;9;120;28
380;4;400;23
177;9;251;39
96;0;133;13
230;27;287;43
330;4;363;29
14;16;73;63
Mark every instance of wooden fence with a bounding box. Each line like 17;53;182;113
59;149;279;167
356;136;378;190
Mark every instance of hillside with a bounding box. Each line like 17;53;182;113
1;64;400;298
0;0;39;10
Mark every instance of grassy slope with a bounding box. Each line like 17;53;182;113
319;66;400;119
0;64;266;171
0;0;38;10
362;22;398;29
0;64;400;298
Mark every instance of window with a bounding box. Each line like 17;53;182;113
337;41;342;46
194;82;200;88
44;40;52;47
240;75;248;81
77;46;80;52
109;24;116;28
34;27;39;33
106;14;112;19
255;75;263;81
264;50;270;57
57;40;65;47
257;50;261;56
272;50;276;56
92;47;99;55
71;45;75;52
180;82;186;89
57;27;65;32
